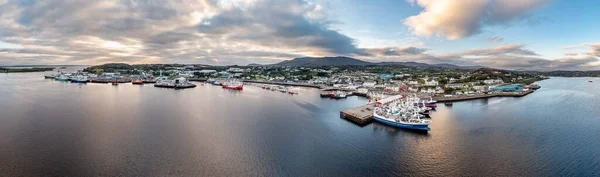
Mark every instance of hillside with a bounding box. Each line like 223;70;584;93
273;56;371;66
273;56;482;69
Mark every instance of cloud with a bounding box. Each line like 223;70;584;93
563;43;600;57
587;44;600;57
364;46;427;56
489;37;503;43
404;0;549;39
456;44;538;56
357;43;599;71
0;0;363;65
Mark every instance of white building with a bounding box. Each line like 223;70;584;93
445;83;467;89
483;79;504;85
362;81;377;87
227;68;245;73
425;78;439;86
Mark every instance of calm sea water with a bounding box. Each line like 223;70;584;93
1;69;600;177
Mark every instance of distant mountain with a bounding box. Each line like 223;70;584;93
273;56;371;66
246;63;263;66
272;56;484;69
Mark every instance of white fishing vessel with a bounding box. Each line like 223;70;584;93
373;95;432;131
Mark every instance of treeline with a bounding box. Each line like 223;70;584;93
534;70;600;77
0;67;54;73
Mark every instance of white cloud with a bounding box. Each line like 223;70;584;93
404;0;549;40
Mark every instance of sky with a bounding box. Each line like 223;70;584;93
0;0;599;70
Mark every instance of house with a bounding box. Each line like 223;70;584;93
362;81;377;87
483;79;504;85
227;68;244;73
425;78;439;86
198;70;217;74
473;85;490;92
408;87;419;92
445;83;467;89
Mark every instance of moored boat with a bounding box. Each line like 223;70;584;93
44;74;56;79
132;79;144;85
70;75;88;83
55;75;69;81
373;95;432;131
222;80;243;90
373;111;431;131
331;91;347;99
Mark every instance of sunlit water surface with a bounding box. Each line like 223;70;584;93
1;69;599;176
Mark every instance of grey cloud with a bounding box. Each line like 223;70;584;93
459;44;538;56
359;44;599;71
196;0;363;55
489;37;503;43
0;0;362;65
364;47;427;56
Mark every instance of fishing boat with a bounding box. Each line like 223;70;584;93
331;91;347;99
70;75;88;83
222;80;243;90
132;79;144;85
374;109;431;131
373;95;432;131
424;98;437;108
173;77;196;89
54;75;69;81
320;92;332;98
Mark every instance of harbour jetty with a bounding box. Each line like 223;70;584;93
243;80;322;88
433;90;535;103
340;104;375;125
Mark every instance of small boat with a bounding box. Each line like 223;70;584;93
320;92;332;98
444;102;453;106
331;91;347;99
44;74;56;79
589;80;593;83
132;79;144;85
288;89;298;94
111;79;119;85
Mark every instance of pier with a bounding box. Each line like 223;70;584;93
243;80;322;88
433;90;535;102
340;104;375;125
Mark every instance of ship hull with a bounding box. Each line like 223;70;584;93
222;85;243;90
373;116;430;131
70;80;88;83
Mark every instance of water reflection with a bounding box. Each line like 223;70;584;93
1;71;600;176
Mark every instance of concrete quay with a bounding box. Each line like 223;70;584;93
340;104;375;125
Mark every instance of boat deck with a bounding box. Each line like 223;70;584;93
340;104;375;125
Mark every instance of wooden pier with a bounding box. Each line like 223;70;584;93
340;104;375;125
